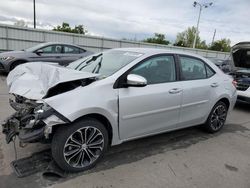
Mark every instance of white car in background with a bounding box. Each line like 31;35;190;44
2;48;237;172
230;42;250;103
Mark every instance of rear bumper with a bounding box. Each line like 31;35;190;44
237;89;250;103
237;95;250;103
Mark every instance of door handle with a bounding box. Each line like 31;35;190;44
169;88;183;94
211;83;219;87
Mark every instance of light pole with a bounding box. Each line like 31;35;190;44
192;1;213;48
33;0;36;28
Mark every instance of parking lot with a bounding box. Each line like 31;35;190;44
0;72;250;188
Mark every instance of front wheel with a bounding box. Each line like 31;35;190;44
203;101;228;133
51;118;108;172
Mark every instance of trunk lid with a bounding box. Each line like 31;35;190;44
231;42;250;70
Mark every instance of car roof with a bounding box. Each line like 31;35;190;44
40;42;85;49
111;47;207;60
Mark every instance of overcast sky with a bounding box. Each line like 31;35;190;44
0;0;249;45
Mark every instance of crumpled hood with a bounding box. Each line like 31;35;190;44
7;62;98;100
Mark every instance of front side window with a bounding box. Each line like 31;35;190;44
130;55;176;84
180;56;206;80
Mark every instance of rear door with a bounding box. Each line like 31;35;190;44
177;55;217;127
118;54;182;140
60;45;86;65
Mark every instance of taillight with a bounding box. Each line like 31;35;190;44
232;80;237;88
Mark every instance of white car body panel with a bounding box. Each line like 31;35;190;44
118;81;182;140
237;88;250;98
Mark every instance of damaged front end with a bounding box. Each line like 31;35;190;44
2;62;99;145
2;95;68;144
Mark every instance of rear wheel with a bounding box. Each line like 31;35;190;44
51;118;108;172
203;101;228;133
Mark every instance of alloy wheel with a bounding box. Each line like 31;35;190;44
63;126;104;168
210;104;227;131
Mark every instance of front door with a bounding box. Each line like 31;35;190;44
31;44;63;63
118;55;182;140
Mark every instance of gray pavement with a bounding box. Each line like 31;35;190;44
0;72;250;188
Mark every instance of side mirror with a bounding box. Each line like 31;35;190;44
36;49;43;55
126;74;147;87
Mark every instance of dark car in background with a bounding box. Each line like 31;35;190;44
0;42;93;72
207;57;231;73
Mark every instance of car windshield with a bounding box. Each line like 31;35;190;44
67;50;144;78
25;43;48;52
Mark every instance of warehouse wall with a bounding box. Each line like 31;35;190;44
0;24;230;59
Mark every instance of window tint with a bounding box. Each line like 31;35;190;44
64;46;82;54
40;45;62;54
130;55;176;84
206;65;215;77
180;56;206;80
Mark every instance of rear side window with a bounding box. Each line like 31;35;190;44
179;56;215;80
64;45;82;54
206;65;215;78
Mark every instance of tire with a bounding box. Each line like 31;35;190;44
51;118;109;172
10;61;25;71
203;101;228;133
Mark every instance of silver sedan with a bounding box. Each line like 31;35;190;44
2;48;237;172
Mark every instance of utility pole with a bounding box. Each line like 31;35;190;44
211;29;216;45
33;0;36;28
192;1;213;48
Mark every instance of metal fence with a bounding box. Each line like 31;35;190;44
0;24;230;59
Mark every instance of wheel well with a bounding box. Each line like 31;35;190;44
218;98;230;109
50;114;113;146
77;114;113;145
10;60;27;70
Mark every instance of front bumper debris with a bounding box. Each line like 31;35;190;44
1;97;66;144
2;115;20;143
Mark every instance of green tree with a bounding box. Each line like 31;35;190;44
53;22;87;34
209;39;231;52
174;26;207;49
72;25;87;34
143;33;170;45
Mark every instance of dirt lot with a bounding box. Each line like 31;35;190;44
0;73;250;188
